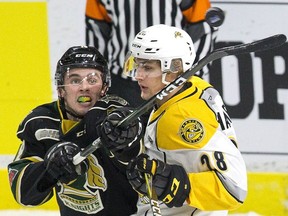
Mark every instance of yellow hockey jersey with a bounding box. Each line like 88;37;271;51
134;76;247;216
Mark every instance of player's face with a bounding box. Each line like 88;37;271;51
59;68;106;119
134;59;165;101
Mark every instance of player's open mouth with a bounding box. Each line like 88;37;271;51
139;85;148;92
77;96;92;103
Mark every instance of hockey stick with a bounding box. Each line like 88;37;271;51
73;33;286;165
145;173;162;216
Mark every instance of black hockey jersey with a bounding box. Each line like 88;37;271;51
8;95;139;215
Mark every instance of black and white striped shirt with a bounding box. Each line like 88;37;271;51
85;0;217;106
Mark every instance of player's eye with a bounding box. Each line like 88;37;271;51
86;77;98;85
69;78;82;85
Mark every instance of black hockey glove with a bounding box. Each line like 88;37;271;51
126;154;190;208
44;142;88;184
98;107;143;152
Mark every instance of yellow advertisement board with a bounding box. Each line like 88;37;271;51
0;1;55;210
0;1;52;154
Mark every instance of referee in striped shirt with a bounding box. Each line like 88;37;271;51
85;0;218;108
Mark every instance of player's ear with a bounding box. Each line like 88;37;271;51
57;88;65;98
101;85;108;96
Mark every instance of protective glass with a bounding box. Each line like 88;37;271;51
123;52;184;79
123;52;162;78
59;72;103;87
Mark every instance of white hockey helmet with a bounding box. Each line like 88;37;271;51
123;24;196;78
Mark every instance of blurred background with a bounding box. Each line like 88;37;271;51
0;0;287;215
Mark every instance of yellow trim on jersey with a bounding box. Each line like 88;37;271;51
22;156;43;163
61;119;79;135
187;171;242;210
15;164;52;206
57;100;64;120
15;164;28;203
56;100;80;135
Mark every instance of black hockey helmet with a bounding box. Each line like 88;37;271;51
55;46;110;87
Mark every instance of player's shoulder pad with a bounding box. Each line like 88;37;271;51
99;94;129;106
91;94;129;111
85;94;129;124
191;76;212;90
18;101;60;132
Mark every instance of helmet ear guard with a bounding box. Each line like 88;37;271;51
55;46;111;89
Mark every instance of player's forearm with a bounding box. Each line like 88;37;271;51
8;159;54;206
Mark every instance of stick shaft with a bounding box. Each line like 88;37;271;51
73;138;102;165
73;34;286;165
118;34;286;128
145;174;162;216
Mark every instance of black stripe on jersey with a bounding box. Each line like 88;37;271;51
111;0;121;74
86;0;215;77
181;86;198;101
170;0;177;26
147;0;152;26
194;34;207;63
124;0;131;56
134;0;141;35
124;1;131;40
159;0;165;24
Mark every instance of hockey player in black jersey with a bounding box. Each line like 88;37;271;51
8;46;143;215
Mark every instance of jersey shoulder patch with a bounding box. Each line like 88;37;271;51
99;94;129;106
17;101;60;141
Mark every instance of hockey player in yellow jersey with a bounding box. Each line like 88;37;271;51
100;24;247;215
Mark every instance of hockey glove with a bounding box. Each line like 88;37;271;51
98;107;143;152
44;142;88;184
126;154;190;208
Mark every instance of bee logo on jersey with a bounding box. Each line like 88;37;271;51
179;119;205;143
